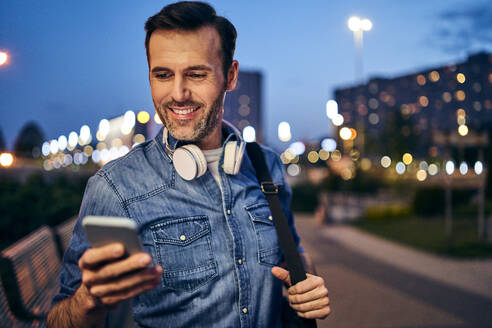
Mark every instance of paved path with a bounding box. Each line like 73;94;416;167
293;214;492;328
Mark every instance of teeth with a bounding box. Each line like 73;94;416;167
171;107;198;115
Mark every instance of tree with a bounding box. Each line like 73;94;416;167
13;121;45;158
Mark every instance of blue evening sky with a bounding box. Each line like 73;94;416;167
0;0;490;149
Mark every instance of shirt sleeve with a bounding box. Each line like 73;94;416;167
51;172;129;306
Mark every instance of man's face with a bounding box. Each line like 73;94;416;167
148;26;237;148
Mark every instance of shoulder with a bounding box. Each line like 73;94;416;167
93;138;174;202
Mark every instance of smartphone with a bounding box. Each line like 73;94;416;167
82;216;144;255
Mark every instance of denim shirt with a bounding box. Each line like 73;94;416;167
52;124;301;328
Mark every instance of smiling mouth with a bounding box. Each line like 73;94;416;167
168;106;200;115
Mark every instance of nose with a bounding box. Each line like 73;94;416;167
171;76;191;102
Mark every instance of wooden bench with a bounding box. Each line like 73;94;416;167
0;275;32;327
54;216;77;258
0;226;62;324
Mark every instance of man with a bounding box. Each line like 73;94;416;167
47;2;330;327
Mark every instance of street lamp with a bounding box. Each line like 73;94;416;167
0;51;8;66
347;16;372;82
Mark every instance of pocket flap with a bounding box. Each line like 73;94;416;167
151;216;210;246
245;203;274;225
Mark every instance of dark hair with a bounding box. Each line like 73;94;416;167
145;1;237;78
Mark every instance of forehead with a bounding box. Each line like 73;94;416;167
148;26;222;69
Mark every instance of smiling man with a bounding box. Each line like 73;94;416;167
47;2;330;327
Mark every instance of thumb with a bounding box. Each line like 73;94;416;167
271;266;291;286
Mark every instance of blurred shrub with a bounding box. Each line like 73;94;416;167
412;187;475;217
291;183;320;213
0;173;89;249
365;204;413;221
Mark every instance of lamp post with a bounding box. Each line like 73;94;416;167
347;16;372;82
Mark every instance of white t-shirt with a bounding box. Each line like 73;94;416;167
202;148;223;191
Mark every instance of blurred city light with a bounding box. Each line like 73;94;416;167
242;126;256;142
0;153;14;167
289;141;305;155
416;170;427;181
445;160;455;175
99;119;110;138
154;113;163;124
348;16;372;31
137;111;150;124
459;162;468;175
68;131;78;148
474;161;483;175
349;128;357;140
49;140;59;155
307;151;319;163
287;164;300;177
79;125;91;145
319;149;330;161
458;125;469;136
395;161;406;175
58;135;68;151
360;158;371;171
456;73;466;84
278;121;292;142
42;142;50;156
332;114;344;126
419;161;428;171
326;100;338;119
428;163;439;176
0;51;8;66
380;156;391;168
402;153;413;165
339;127;352;140
321;138;337;152
331;150;342;161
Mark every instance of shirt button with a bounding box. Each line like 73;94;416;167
238;258;242;264
227;209;231;215
180;235;186;241
242;307;248;314
268;215;273;221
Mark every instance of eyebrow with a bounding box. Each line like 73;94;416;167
150;65;212;74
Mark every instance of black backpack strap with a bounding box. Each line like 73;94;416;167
246;142;317;328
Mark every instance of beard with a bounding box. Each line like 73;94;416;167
156;88;226;143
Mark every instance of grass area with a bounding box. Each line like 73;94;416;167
353;217;492;258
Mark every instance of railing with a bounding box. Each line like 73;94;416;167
0;217;77;327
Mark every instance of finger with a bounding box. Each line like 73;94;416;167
79;243;125;269
289;296;330;313
99;278;161;307
271;266;291;286
289;285;328;304
297;306;331;320
89;266;162;297
82;253;153;285
288;274;325;295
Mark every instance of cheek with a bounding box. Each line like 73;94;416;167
150;83;169;105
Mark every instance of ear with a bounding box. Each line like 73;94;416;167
226;60;239;91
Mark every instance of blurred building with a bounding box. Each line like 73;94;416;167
224;70;263;142
334;52;492;159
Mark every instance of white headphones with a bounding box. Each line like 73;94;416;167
163;122;245;181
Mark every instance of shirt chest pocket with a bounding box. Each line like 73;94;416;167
150;216;217;292
245;203;282;266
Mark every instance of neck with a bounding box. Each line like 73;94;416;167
196;124;222;150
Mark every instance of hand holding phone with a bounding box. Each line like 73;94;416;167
77;216;162;311
82;216;144;255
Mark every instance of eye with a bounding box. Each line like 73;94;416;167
187;72;206;79
155;72;172;79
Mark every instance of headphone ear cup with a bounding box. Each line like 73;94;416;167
233;141;245;174
173;144;207;180
223;141;237;175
